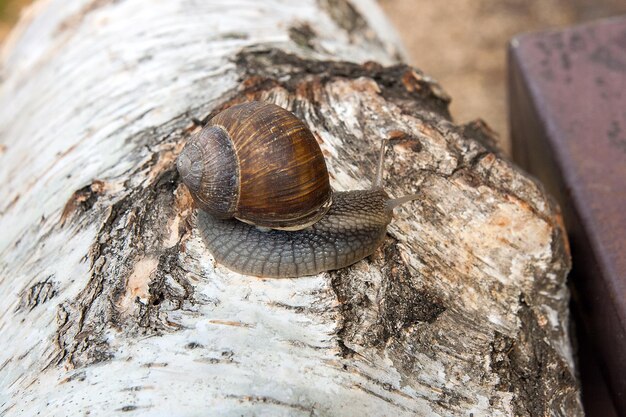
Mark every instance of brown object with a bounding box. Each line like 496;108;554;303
178;101;332;230
509;16;626;416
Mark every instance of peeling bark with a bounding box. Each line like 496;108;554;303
0;0;582;416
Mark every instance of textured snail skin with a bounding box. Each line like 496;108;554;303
197;189;393;278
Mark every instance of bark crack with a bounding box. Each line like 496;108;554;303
331;239;446;353
17;275;58;312
49;116;198;369
490;299;579;416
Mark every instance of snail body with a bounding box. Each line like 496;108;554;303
197;189;392;278
178;101;416;278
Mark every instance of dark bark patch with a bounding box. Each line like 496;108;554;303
387;130;423;153
221;32;249;41
119;405;138;412
59;370;86;384
141;362;169;368
319;0;367;37
225;394;315;414
60;180;106;226
17;275;58;312
121;385;153;392
331;239;445;352
233;48;451;119
136;246;196;331
50;115;200;369
288;22;318;51
461;119;503;155
490;299;578;416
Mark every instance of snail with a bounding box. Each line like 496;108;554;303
177;101;418;278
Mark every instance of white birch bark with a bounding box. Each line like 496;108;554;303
0;0;582;416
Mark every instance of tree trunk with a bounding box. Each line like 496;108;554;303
0;1;583;416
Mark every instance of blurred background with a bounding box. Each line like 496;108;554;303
378;0;626;153
3;0;626;153
0;0;25;40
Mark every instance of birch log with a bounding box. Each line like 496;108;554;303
0;1;583;416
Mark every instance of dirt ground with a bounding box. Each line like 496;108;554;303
2;0;626;152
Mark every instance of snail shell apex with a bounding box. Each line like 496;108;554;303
177;101;332;230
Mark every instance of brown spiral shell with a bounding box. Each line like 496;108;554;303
177;101;332;230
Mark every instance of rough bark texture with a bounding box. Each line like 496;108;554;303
0;0;582;416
